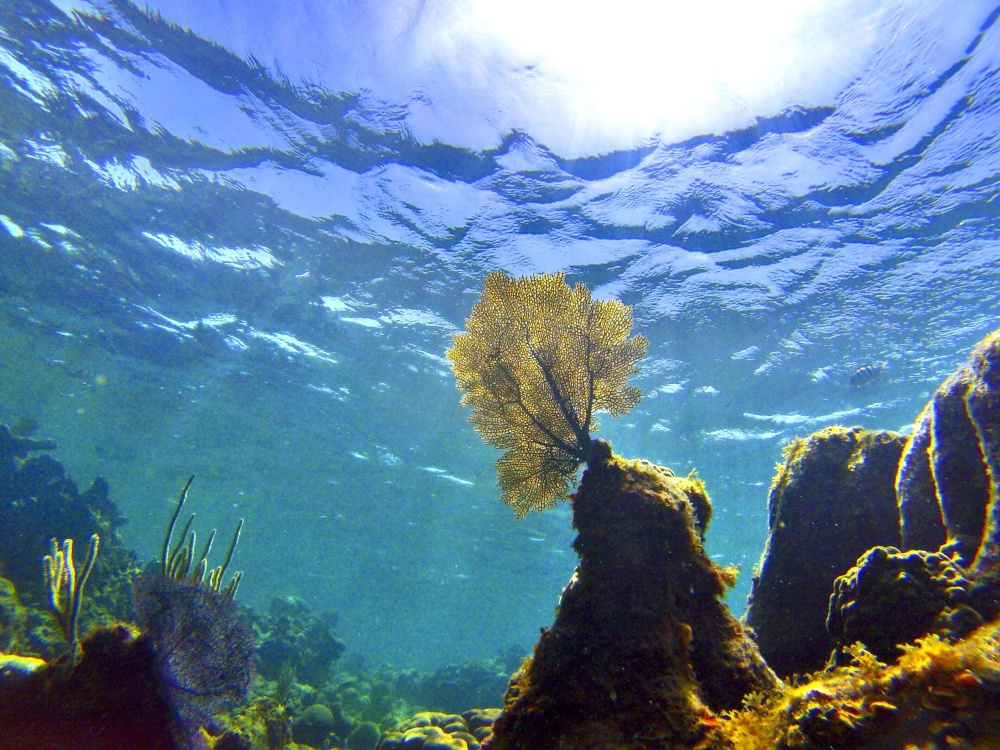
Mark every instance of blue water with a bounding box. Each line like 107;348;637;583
1;0;999;669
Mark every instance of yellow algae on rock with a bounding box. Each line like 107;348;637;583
711;615;1000;750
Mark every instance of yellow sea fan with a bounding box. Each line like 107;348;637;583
447;270;648;517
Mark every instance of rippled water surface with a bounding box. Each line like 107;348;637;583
2;0;999;667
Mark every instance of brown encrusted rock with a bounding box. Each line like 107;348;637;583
826;546;981;664
897;357;992;563
484;446;777;750
709;615;1000;750
745;426;905;677
0;626;179;750
834;328;1000;661
897;331;1000;570
897;329;1000;579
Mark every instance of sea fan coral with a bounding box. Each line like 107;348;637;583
447;271;648;517
133;573;256;746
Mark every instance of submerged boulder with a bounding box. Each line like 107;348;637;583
484;444;776;750
830;329;1000;659
744;426;905;677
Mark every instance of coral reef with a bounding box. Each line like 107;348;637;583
0;423;130;606
346;720;382;750
378;709;500;750
485;446;777;750
744;427;906;676
0;570;257;749
710;615;1000;750
252;595;346;687
0;574;71;660
292;703;340;748
896;331;1000;563
823;329;1000;663
897;328;1000;575
214;697;293;750
0;625;183;749
447;270;648;517
826;546;980;663
394;654;516;715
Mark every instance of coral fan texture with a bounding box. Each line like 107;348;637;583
133;572;256;743
447;271;647;517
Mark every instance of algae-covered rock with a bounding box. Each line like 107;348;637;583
827;546;980;663
0;626;179;749
709;614;1000;750
292;703;337;748
214;696;292;750
897;328;1000;577
827;329;1000;662
485;447;776;750
745;426;905;677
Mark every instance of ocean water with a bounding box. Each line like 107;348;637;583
1;0;999;671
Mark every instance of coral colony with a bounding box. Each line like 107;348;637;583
1;272;1000;749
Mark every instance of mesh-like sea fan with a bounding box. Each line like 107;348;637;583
448;271;647;517
133;573;256;748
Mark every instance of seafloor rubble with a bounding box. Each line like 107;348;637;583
1;280;1000;748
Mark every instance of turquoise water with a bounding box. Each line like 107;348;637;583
1;0;999;670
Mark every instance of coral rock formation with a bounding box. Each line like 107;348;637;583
897;329;1000;573
826;545;979;663
829;329;1000;660
0;625;181;750
378;709;500;750
484;445;777;750
744;426;906;676
711;616;1000;750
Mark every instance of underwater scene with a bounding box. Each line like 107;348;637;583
2;0;1000;748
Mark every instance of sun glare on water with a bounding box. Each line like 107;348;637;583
452;0;885;151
